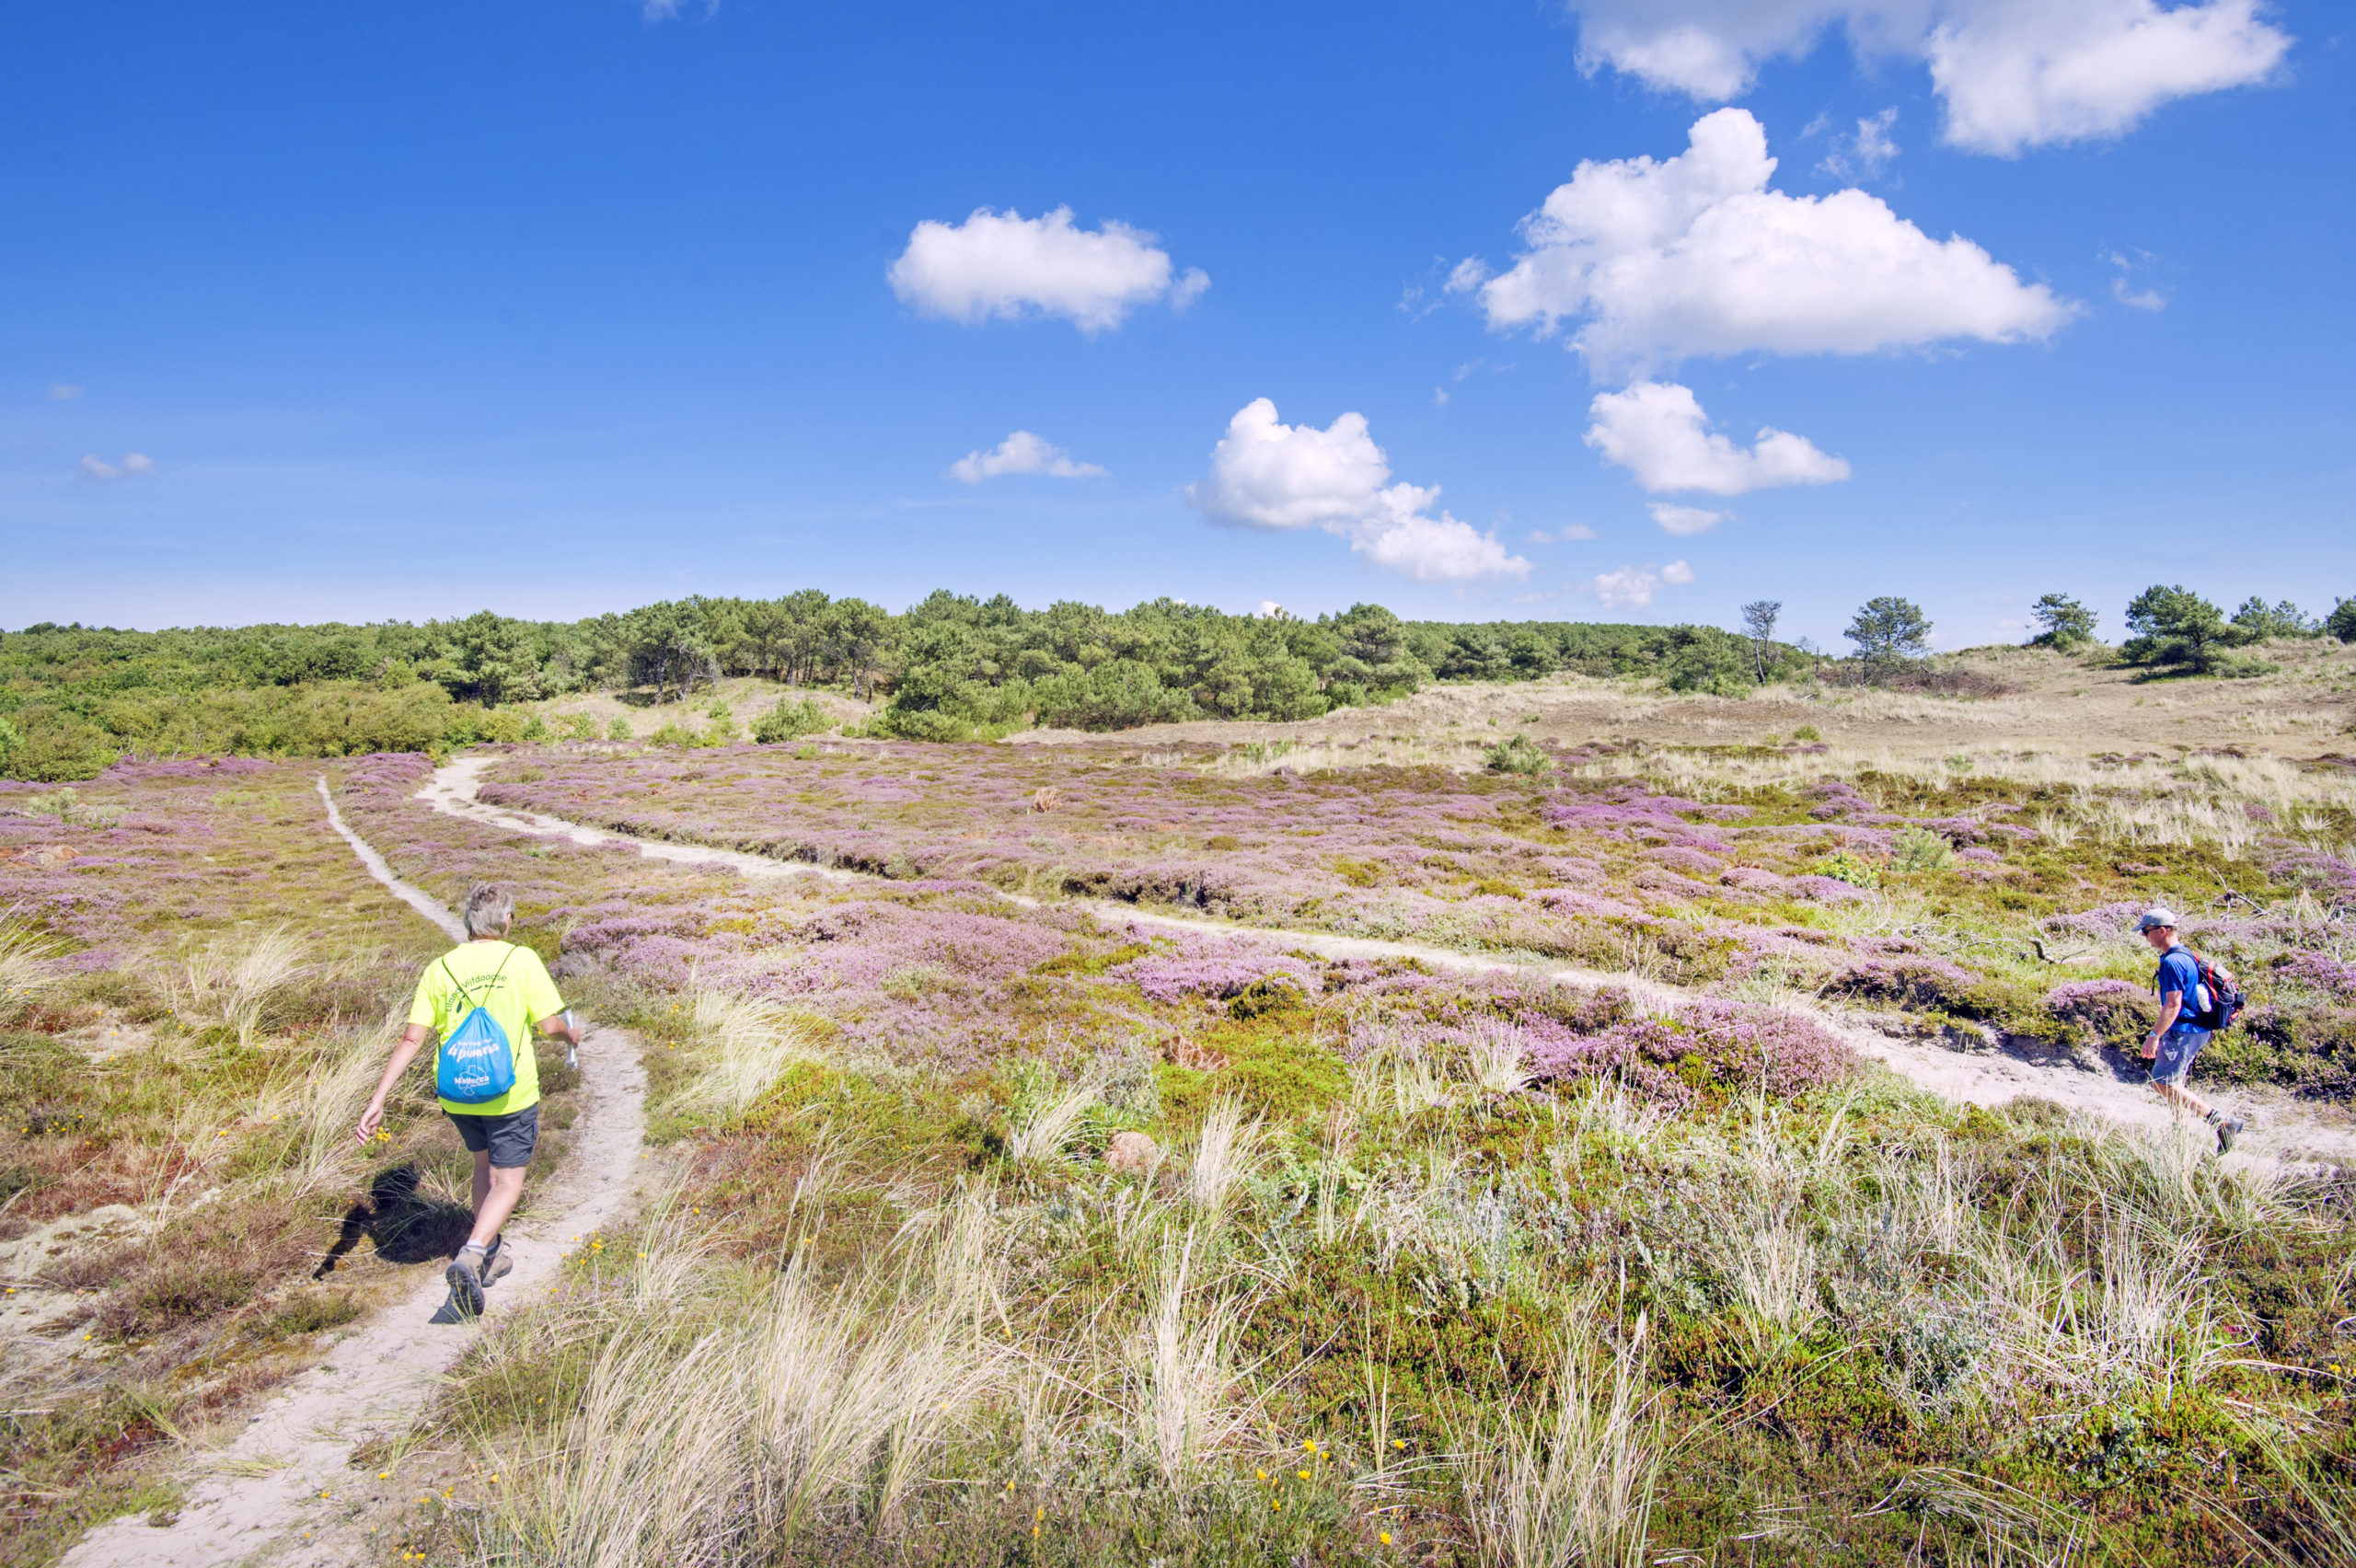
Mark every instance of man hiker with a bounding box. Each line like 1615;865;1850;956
2136;906;2246;1154
354;882;583;1319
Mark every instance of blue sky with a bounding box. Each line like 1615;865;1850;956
2;0;2348;650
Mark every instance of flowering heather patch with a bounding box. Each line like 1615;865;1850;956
1107;939;1319;1005
471;746;1901;988
1644;845;1726;879
2269;846;2356;904
449;743;2356;1093
1807;780;1889;824
1824;952;1988;1012
2042;901;2147;940
2276;951;2356;999
0;757;433;966
1540;784;1747;839
1350;986;1852;1110
2042;979;2157;1046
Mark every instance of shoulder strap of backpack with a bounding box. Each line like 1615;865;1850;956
436;945;519;1015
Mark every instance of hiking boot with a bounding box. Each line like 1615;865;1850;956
2216;1116;2246;1155
481;1237;514;1289
444;1249;487;1320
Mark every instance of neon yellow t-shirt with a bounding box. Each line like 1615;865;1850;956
407;940;565;1116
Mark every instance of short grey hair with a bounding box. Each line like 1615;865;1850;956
462;883;515;939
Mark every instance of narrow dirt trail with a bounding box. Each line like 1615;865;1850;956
62;784;653;1568
426;757;2356;1171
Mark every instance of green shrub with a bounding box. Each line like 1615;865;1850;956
751;697;831;744
1483;733;1552;774
1792;723;1820;742
260;1289;363;1338
1814;850;1881;888
1889;826;1954;873
606;717;631;741
102;1261;256;1338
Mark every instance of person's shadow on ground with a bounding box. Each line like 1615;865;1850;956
315;1164;475;1278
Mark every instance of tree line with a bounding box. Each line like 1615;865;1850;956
4;582;2347;780
1831;588;2355;675
0;593;1804;778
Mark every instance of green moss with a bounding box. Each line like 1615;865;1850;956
1158;1020;1348;1124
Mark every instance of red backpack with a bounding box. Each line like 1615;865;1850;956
2185;952;2246;1032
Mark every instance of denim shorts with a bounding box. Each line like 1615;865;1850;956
447;1104;540;1169
2149;1026;2210;1087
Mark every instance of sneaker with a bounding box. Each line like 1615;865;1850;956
444;1249;487;1319
2216;1116;2246;1155
481;1237;514;1288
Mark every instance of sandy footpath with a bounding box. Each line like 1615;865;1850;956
62;790;653;1568
429;756;2356;1174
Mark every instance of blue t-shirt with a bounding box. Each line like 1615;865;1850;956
2154;947;2208;1026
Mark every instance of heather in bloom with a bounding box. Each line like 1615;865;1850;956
2275;951;2356;1000
2042;979;2157;1048
322;744;2346;1097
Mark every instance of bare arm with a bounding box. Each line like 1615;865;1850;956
2143;991;2183;1058
536;1012;583;1044
355;1022;433;1144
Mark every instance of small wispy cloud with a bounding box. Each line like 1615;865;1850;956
948;431;1106;483
2107;248;2168;312
1584;559;1693;610
1527;524;1598;544
79;453;154;482
1818;108;1900;179
1647;502;1726;536
48;384;83;401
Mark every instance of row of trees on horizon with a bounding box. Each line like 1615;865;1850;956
1;583;2350;781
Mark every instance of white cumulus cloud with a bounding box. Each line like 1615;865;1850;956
1476;109;2071;374
1648;502;1727;535
1186;398;1530;584
1585;560;1696;610
78;453;153;481
888;206;1208;334
1928;0;2292;155
1562;0;2289;155
947;431;1106;483
1587;381;1851;495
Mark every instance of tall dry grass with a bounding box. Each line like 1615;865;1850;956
162;926;325;1046
682;985;820;1118
483;1198;1000;1565
1126;1225;1256;1493
0;905;65;1022
1004;1066;1105;1165
1184;1098;1265;1222
1453;1308;1662;1568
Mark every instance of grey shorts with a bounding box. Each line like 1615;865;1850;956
2149;1026;2210;1087
448;1105;539;1169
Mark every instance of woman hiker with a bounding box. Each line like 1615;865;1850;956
354;882;583;1319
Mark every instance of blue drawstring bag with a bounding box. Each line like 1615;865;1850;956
434;947;519;1104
